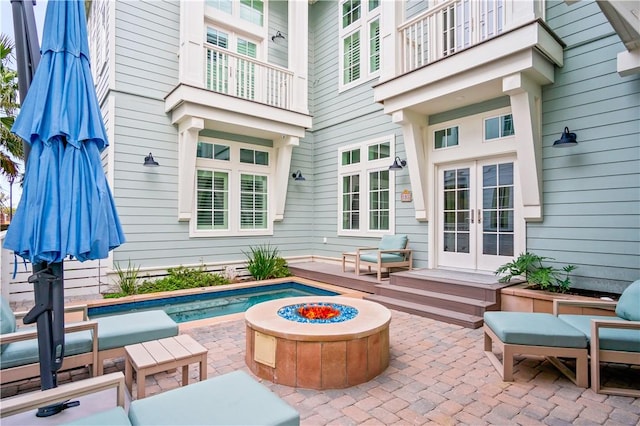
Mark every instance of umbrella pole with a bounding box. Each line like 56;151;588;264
23;262;77;417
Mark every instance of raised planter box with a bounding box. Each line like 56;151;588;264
500;283;617;316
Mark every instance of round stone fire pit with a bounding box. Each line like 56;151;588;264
245;296;391;389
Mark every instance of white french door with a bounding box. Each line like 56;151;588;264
437;158;519;272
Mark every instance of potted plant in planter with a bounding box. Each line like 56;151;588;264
495;253;615;315
495;252;576;293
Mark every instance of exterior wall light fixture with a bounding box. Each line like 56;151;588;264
271;31;285;42
553;127;578;148
389;156;407;171
143;152;159;167
291;170;306;181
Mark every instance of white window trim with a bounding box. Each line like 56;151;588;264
337;134;396;237
482;112;516;142
190;137;274;238
338;0;381;92
205;1;268;43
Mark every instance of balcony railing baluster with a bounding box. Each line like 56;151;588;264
399;0;508;74
204;45;293;110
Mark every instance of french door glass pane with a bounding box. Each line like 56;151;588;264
482;163;513;256
443;167;470;253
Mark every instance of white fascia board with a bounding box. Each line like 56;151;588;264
382;49;554;116
165;85;311;137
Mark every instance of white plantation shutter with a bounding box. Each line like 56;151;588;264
369;19;380;73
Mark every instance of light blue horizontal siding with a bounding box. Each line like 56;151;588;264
532;0;640;292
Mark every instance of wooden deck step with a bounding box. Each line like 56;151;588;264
374;283;497;316
364;294;484;329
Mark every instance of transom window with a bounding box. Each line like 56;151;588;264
434;126;459;149
338;136;395;236
206;0;264;27
195;139;272;236
339;0;380;90
484;114;514;140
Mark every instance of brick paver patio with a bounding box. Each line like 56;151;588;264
2;309;639;425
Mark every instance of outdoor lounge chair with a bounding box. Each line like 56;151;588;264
355;234;413;281
484;280;640;396
0;371;300;426
0;296;179;384
554;279;640;397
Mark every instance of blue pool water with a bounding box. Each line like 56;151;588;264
88;282;339;323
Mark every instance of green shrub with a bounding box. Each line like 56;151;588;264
243;244;291;280
495;252;576;293
112;260;140;296
106;265;231;298
137;265;230;294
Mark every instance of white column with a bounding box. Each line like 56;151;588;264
288;0;309;114
179;1;205;87
380;0;403;82
392;109;428;221
177;117;204;222
273;136;299;221
503;73;543;221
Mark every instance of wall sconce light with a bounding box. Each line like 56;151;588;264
553;127;578;148
291;170;306;181
389;156;407;171
143;152;159;167
271;31;285;42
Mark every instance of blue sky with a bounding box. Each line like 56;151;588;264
1;0;48;207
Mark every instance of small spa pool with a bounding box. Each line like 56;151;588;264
88;282;339;323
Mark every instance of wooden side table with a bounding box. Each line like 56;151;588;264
125;334;208;399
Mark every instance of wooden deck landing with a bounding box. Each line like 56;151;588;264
289;261;516;329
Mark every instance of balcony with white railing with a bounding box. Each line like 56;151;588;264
375;0;558;115
204;45;293;110
400;0;512;74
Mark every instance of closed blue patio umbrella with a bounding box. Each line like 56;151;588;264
4;0;125;415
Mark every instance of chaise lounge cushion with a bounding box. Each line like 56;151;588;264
615;280;640;321
94;311;178;351
127;370;299;426
1;329;93;369
484;312;588;348
558;314;640;352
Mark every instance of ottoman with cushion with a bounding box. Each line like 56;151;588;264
483;312;589;387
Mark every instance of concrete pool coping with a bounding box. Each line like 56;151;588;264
74;277;367;331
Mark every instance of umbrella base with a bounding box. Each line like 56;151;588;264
36;400;80;417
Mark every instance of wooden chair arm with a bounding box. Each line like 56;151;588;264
14;304;89;322
553;299;618;315
355;247;380;254
591;319;640;331
0;372;126;418
0;320;98;345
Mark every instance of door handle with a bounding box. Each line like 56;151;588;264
478;209;482;224
470;209;474;224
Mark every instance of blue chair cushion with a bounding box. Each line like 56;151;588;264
0;330;93;369
360;253;406;264
615;280;640;321
558;314;640;352
0;296;16;354
484;312;587;348
128;370;299;426
94;310;178;351
378;234;408;250
64;407;130;426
